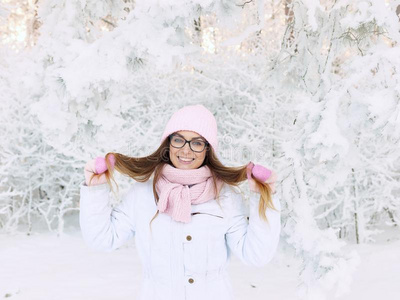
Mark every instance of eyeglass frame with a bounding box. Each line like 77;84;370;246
168;134;209;153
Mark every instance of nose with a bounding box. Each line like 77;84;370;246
181;142;192;154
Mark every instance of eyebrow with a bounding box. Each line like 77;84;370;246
174;133;205;141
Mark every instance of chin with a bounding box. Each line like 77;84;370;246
179;163;198;169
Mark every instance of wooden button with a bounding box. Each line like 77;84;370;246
188;278;194;284
186;235;192;241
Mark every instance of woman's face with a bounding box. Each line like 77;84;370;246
169;130;207;169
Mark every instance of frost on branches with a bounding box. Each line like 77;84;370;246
277;0;400;298
0;0;400;299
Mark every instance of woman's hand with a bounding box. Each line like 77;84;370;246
84;159;107;186
246;162;277;194
84;155;115;186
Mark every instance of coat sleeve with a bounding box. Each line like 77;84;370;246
79;181;136;252
225;189;281;267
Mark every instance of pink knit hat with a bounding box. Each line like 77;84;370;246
160;104;218;152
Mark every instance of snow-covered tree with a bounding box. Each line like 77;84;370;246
1;0;400;298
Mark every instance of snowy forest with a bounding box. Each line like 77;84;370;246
1;0;399;299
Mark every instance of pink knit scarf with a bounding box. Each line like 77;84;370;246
155;164;224;223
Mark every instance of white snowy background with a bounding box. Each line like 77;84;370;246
0;0;399;299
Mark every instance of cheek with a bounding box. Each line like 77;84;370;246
197;152;206;162
169;147;177;158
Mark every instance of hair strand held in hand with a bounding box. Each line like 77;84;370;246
90;138;276;229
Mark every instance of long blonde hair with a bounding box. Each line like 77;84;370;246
88;136;275;225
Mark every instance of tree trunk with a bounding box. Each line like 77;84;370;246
285;0;294;24
194;17;202;47
351;168;360;244
284;0;296;50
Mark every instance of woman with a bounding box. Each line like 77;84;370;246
80;104;281;300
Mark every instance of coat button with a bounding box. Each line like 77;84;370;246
186;235;192;241
188;278;194;284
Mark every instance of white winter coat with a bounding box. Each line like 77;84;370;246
79;178;281;300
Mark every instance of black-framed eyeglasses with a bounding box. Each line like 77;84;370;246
169;134;208;153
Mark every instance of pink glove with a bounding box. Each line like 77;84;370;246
247;162;277;194
95;154;116;174
84;154;115;186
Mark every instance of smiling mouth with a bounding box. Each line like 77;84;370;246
178;156;194;162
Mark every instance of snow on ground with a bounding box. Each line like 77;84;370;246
0;225;399;300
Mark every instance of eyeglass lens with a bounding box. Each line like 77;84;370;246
170;135;207;152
